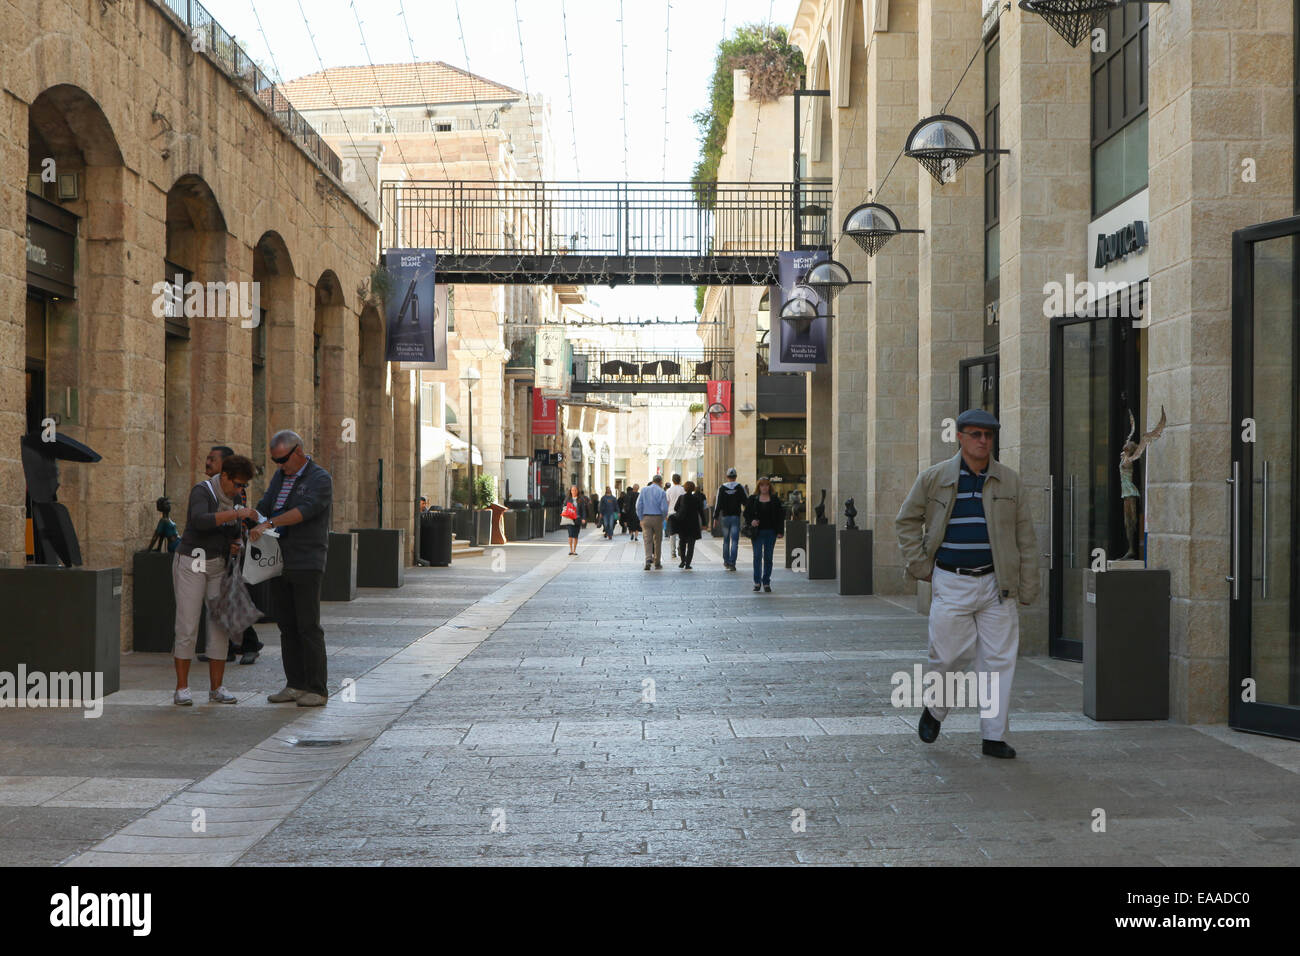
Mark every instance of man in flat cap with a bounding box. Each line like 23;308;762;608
895;409;1040;758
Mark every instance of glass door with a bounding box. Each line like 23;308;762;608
1049;313;1137;660
1230;217;1300;740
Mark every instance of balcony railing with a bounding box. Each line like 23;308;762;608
571;348;733;388
380;182;830;258
152;0;342;179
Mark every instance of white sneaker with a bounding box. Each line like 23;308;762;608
173;688;192;706
208;686;238;704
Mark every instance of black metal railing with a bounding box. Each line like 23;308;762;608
570;349;734;385
152;0;342;179
380;182;830;257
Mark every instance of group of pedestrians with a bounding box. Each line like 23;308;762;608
171;429;333;709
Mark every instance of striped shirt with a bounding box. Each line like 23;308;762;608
273;458;310;513
935;462;994;569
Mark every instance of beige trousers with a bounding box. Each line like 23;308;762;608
641;514;665;566
172;551;231;661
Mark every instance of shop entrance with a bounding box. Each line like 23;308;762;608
1229;216;1300;740
1048;303;1141;661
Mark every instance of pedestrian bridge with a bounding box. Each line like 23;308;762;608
566;349;733;394
379;181;831;286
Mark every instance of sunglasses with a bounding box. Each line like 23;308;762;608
230;480;249;489
962;429;996;441
271;444;300;465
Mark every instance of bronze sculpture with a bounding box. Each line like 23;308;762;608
1119;405;1166;560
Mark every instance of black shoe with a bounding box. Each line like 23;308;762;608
678;561;685;568
645;562;652;571
226;648;238;662
763;585;771;592
918;707;941;743
982;739;1016;759
753;584;761;591
239;650;258;665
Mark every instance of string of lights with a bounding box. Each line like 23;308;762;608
397;0;458;185
661;1;672;180
513;0;546;179
559;0;582;180
453;0;499;182
618;0;629;179
350;1;421;188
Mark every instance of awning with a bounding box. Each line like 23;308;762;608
421;425;482;466
445;430;483;466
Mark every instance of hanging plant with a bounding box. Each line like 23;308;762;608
358;264;393;310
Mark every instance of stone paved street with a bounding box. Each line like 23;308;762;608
7;528;1300;866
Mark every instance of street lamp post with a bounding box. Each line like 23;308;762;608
461;367;481;546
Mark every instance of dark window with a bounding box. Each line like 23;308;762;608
1091;2;1149;215
252;309;267;369
313;332;321;386
163;260;192;340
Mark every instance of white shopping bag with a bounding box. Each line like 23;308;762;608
241;527;283;584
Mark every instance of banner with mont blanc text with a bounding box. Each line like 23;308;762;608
384;249;442;366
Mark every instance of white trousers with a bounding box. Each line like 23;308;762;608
172;551;231;661
927;567;1018;741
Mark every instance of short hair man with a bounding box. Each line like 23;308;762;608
713;466;748;571
664;473;686;561
204;446;235;478
635;474;669;570
251;430;333;707
895;409;1039;759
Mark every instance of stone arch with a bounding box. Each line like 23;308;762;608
163;173;232;507
357;303;389;527
835;0;857;108
252;231;296;490
23;84;132;573
313;269;355;528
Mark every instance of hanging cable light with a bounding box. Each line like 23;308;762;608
1018;0;1167;49
779;287;821;336
841;202;924;257
904;113;1010;184
799;258;858;301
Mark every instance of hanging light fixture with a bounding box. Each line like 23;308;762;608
842;202;925;257
799;258;859;301
779;288;821;336
904;114;1010;184
1018;0;1167;49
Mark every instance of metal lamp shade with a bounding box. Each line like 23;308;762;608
802;259;853;301
904;114;982;183
779;291;820;336
843;202;903;257
1018;0;1120;48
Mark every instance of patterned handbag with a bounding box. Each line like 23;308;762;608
208;543;262;634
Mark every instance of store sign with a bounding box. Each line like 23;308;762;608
384;249;438;363
531;388;558;435
764;440;807;456
1095;220;1147;268
706;380;732;436
398;284;449;371
770;250;830;369
26;195;76;298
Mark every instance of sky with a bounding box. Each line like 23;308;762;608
209;0;804;349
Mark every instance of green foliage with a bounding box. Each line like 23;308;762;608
688;402;705;414
474;474;497;509
451;473;473;507
695;286;706;315
359;264;393;309
692;24;805;197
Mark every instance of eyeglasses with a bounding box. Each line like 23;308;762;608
961;429;996;442
271;444;300;464
231;480;249;489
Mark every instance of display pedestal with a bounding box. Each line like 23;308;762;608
0;567;121;695
1083;567;1170;720
837;529;873;595
132;551;192;653
784;520;807;569
807;525;837;580
322;532;358;602
350;528;405;588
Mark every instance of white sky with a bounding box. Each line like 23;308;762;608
210;0;803;349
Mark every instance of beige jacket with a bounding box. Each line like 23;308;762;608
895;452;1041;604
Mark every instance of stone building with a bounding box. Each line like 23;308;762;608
3;0;414;645
779;0;1298;736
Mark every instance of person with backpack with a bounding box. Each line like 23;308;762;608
713;467;749;572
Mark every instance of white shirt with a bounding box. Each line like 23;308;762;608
665;484;686;513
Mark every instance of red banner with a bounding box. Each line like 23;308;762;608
531;388;558;435
706;380;732;436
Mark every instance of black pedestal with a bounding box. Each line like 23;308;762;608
322;532;358;602
838;529;873;595
350;528;406;588
807;525;837;580
784;520;807;569
1084;569;1170;720
0;566;121;695
132;551;185;652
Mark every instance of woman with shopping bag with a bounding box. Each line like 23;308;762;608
172;454;259;706
562;486;585;556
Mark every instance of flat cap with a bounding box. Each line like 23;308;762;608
956;408;1000;431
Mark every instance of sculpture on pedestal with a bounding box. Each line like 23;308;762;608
843;498;858;530
1119;405;1167;560
814;489;828;525
148;497;180;553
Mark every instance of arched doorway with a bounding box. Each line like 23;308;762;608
313;270;353;528
252;232;295;498
163;174;229;507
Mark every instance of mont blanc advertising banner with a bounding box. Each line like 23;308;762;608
706;380;732;436
770;249;829;369
384;248;439;364
531;388;559;435
397;284;449;371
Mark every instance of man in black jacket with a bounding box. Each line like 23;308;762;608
251;430;333;707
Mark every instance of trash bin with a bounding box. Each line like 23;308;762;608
422;510;454;567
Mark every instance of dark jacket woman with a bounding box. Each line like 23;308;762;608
673;490;707;542
622;488;641;536
743;493;786;532
744;486;785;590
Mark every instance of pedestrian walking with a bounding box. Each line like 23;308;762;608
563;485;585;555
251;430;333;708
895;409;1039;759
635;474;669;570
171;454;258;705
599;486;619;539
616;489;628;534
743;478;784;592
623;484;641;541
672;480;708;570
665;474;685;559
712;466;748;571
